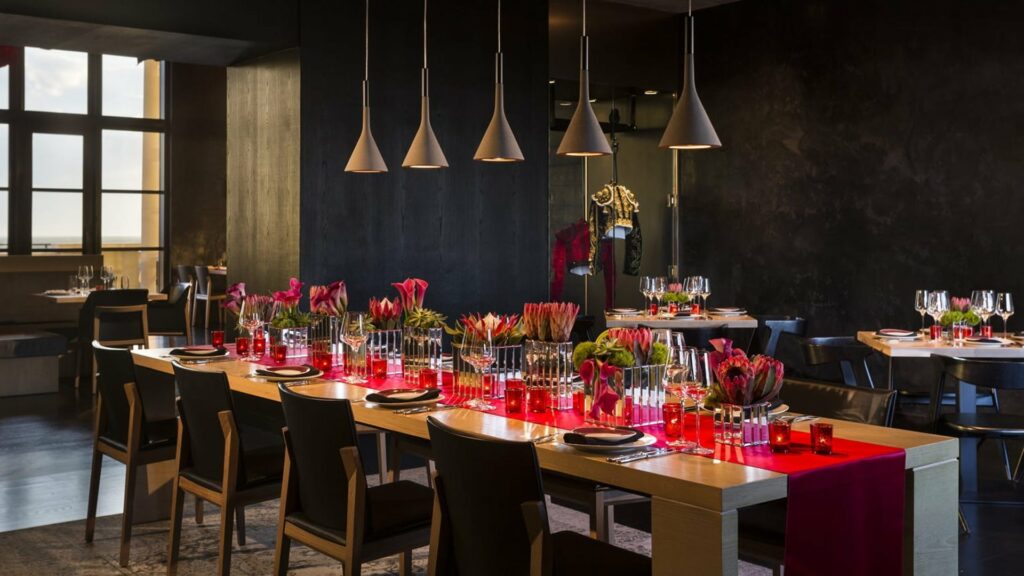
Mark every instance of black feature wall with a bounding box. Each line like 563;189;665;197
299;0;550;318
684;0;1024;336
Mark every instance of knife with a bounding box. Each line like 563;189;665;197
610;448;675;464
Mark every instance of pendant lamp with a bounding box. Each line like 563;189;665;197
345;0;387;173
659;0;721;150
556;0;611;157
403;0;448;169
474;0;524;162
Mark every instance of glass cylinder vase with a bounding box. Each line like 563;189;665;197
368;328;403;376
713;402;770;447
268;326;309;358
523;340;574;411
584;364;666;427
454;344;522;401
402;327;443;385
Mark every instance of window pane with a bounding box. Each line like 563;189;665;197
25;47;88;114
0;56;8;110
102;250;163;293
103;192;163;247
102;56;163;119
0;190;7;251
0;123;7;188
102;130;163;190
33;133;83;189
32;191;82;251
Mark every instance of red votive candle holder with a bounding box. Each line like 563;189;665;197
272;343;288;365
419;368;439;389
253;332;266;356
313;352;332;373
810;422;834;455
528;386;551;413
929;325;943;341
668;302;679;314
691;303;701;316
648;303;659;316
769;419;791;453
210;330;225;348
235;337;250;357
506;378;525;414
572;387;585;416
372;355;388;379
662;402;682;439
980;325;992;338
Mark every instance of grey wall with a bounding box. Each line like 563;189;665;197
299;0;550;318
684;0;1024;336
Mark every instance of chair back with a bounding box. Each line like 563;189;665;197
935;356;1024;392
78;289;149;342
780;377;896;426
167;282;191;305
800;336;876;388
172;363;243;486
194;266;211;296
94;304;149;346
176;265;194;285
428;416;545;576
749;316;806;357
674;325;726;351
93;341;144;445
279;384;361;533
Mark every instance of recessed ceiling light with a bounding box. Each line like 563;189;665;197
559;100;572;107
548;79;556;84
589;98;597;103
643;89;659;95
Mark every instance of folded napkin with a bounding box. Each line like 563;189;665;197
365;388;441;404
876;329;916;337
966;337;1003;344
562;426;644;446
255;365;318;378
169;347;228;357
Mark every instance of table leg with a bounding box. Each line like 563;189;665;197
957;381;978;494
652;496;738;576
903;459;958;575
130;458;176;524
888;356;894;390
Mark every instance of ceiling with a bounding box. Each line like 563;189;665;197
605;0;742;12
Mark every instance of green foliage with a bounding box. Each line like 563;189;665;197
404;307;448;329
940;310;981;328
649;342;668;365
270;305;310;328
572;342;596;371
571;338;635;369
662;292;690;304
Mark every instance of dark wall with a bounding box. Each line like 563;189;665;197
170;63;227;275
684;0;1024;336
299;0;550;318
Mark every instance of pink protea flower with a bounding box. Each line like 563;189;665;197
951;296;970;312
272;277;304;307
750;355;785;404
715;355;755;405
460;313;521;344
222;282;246;313
369;297;402;330
392;278;429;312
708;338;747;379
310;280;348;316
606;327;653;364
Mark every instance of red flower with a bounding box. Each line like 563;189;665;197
222;282;246;313
392;278;429;312
460;313;521;344
273;277;304;307
369;297;403;330
589;361;622;419
715;355;755;405
310;280;348;316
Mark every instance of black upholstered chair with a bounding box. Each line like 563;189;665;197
426;417;651;576
85;342;178;567
738;377;897;573
175;265;195;285
75;289;149;390
748;316;806;357
193;265;227;328
274;385;433;576
799;336;876;388
148;283;192;345
167;363;284;576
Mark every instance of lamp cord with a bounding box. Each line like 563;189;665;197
497;0;502;52
583;0;587;36
364;0;369;81
423;0;428;69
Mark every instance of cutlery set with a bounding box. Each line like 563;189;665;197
608;448;676;464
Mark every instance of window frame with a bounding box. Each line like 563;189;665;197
0;48;169;279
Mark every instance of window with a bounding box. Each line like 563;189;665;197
102;130;164;190
0;123;7;251
32;133;84;251
102;56;163;119
24;47;88;114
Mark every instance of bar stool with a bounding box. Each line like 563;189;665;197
193;265;226;329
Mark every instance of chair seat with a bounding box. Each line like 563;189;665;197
940;414;1024;438
286;480;433;544
99;417;178;453
182;425;285;492
551;530;652;576
899;390;996;407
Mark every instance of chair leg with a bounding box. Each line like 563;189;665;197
119;461;138;566
272;521;291;576
1000;440;1013;481
217;499;235;576
195;497;204;524
958;506;971;535
1014;446;1024;483
387;433;400;484
191;297;199;326
204;299;211;330
399;551;413;576
167;480;186;574
589;491;610;542
85;448;103;543
425;460;434;488
235;506;246;546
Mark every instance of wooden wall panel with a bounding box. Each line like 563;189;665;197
226;48;300;294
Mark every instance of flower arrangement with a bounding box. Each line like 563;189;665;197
369;297;403;330
572;328;669;370
309;280;348;316
940;296;981;327
706;338;784;406
392;278;447;328
222;282;246;314
446;313;524;347
522;302;579;342
271;277;310;328
662;285;691;305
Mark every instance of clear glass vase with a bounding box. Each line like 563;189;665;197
523;340;574;411
368;328;403;376
402;327;443;385
584;364;666;426
454;344;522;400
713;402;770;446
268;326;309;358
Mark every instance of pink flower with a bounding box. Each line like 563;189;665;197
392;278;429;312
369;297;402;330
460;313;521;344
606;327;653;364
310;280;348;316
273;277;304;307
952;296;970;312
715;355;755;405
708;338;747;380
588;361;622;419
222;282;246;313
750;355;785;404
668;282;682;293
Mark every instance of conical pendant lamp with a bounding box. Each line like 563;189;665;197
346;0;387;173
659;0;721;150
474;0;524;162
557;0;611;157
403;0;448;169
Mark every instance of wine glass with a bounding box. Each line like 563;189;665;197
914;290;930;331
970;290;996;328
681;348;713;455
652;277;667;315
664;341;697;450
238;298;266;361
997;293;1014;337
342;312;369;384
926;291;949;335
460;329;495;410
100;265;115;289
639;276;653;314
683;276;701;313
82;265;94;290
76;265;89;293
699;277;711;319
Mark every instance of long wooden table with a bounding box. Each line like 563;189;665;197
606;313;758;329
35;291;168;305
132;348;959;576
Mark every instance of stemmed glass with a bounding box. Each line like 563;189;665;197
997;293;1014;337
341;312;369;384
914;290;930;331
681;348;713;455
970;290;996;330
683;276;701;314
100;266;115;289
639;276;654;314
238;298;266;361
664;340;697;450
77;265;92;293
926;291;949;338
699;277;711;319
460;329;496;410
652;277;667;315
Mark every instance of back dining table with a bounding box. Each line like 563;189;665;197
131;348;958;576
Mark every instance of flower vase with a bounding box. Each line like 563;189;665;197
713;402;770;447
454;344;522;401
268;326;309;358
523;340;574;411
402;327;443;385
368;329;403;376
584;364;666;426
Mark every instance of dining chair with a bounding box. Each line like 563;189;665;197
175;265;195;286
86;342;179;567
75;289;149;391
673;325;725;351
426;417;651;576
737;377;897;574
148;283;192;346
193;265;227;329
87;303;150;394
799;336;876;388
167;363;284;576
748;315;806;357
274;384;433;576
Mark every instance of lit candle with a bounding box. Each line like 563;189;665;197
372;355;388;378
253;331;266;356
769;419;791;453
272;343;288;364
235;336;250;357
210;330;225;348
506;378;525;414
662;402;682;439
810;422;834;455
419;368;438;389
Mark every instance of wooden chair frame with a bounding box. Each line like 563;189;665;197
192;275;226;329
86;305;149;394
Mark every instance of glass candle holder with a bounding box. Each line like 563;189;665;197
648;303;659;316
662;402;682;439
211;330;225;348
668;302;679;315
253;331;266;356
272;343;288;364
235;337;250;357
572;386;585;416
810;422;834;455
769;419;791;453
419;367;438;389
929;324;943;341
528;387;551;413
372;354;388;379
980;325;992;338
506;378;525;414
313;351;332;372
691;303;701;316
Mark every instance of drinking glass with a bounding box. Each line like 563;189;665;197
926;291;949;340
997;293;1015;337
699;277;711;319
681;347;713;455
238;299;265;361
99;265;114;289
664;343;697;450
652;277;667;314
971;290;996;329
76;266;89;293
683;276;701;314
639;276;654;315
460;329;496;410
341;312;369;384
914;290;930;331
82;265;94;290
